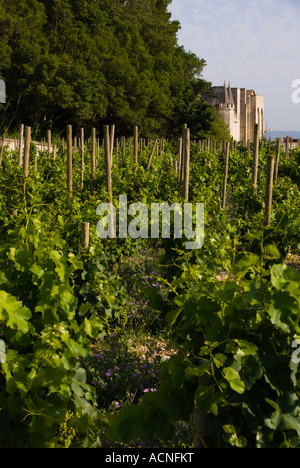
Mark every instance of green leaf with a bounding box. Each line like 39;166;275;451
7;247;33;271
270;264;300;299
268;292;298;332
185;362;211;380
234;339;258;356
223;367;245;394
265;398;280;411
263;244;281;259
104;293;116;308
84;315;104;339
223;424;247;447
233;253;260;280
240;354;262;391
265;411;300;435
0;291;32;333
67;252;84;270
166;307;182;328
174;293;191;308
213;353;227;368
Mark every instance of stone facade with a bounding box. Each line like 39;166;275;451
206;81;264;143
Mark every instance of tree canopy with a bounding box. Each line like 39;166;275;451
0;0;229;140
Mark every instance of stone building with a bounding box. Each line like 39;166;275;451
206;81;264;143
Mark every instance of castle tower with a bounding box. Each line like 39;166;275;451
215;81;240;140
220;80;229;106
206;81;264;143
228;82;234;107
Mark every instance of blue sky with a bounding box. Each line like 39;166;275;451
168;0;300;131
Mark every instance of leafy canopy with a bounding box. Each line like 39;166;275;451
0;0;222;139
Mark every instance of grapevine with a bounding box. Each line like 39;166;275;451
57;411;76;449
0;133;299;448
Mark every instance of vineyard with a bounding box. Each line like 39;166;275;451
0;123;299;448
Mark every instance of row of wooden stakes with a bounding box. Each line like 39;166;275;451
3;122;281;248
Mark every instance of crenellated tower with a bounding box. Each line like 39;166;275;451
206;81;264;143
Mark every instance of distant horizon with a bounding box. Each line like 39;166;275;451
265;129;300;138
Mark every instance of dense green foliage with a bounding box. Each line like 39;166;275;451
0;0;298;450
107;142;300;448
0;0;229;139
0;131;299;447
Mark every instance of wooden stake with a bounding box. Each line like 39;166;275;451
133;126;138;165
193;374;209;448
0;133;5;167
160;139;163;158
103;125;112;202
116;137;119;161
178;137;183;182
252;123;259;187
146;138;158;172
180;124;187;193
66;125;73;197
264;154;275;226
222;141;230;209
122;136;126;158
183;127;190;201
91;128;96;181
81;222;90;250
34;149;37;173
110;124;115;165
47;129;51;154
230;137;234;152
18;123;24;167
23;126;31;179
285;136;290;160
104;125;114;238
80;128;85;192
274;137;280;180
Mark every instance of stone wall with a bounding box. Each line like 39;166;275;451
206;82;264;143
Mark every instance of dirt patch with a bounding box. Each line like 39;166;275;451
286;251;300;273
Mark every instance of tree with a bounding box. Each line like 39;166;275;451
0;0;225;140
185;98;231;141
0;0;49;130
